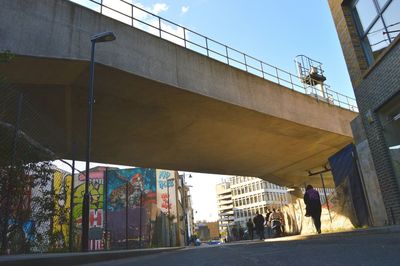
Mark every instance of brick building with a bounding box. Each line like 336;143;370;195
328;0;400;224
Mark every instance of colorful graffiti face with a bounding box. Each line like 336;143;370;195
107;168;156;211
106;168;156;247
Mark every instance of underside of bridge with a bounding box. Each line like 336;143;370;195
1;56;355;188
0;0;357;188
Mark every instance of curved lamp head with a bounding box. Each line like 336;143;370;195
91;31;116;43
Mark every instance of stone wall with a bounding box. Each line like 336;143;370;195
281;186;355;235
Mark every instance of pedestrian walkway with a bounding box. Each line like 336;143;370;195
81;228;400;265
0;247;184;266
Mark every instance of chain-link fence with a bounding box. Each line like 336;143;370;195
0;82;59;254
0;82;179;254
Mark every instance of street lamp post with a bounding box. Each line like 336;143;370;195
82;31;116;252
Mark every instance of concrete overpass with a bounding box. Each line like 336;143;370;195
0;0;357;187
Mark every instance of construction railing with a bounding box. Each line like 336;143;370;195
69;0;358;112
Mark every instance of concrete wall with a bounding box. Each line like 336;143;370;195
282;187;355;235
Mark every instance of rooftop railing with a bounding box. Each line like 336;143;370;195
69;0;358;112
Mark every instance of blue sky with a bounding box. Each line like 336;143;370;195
131;0;354;97
72;0;354;97
65;0;355;222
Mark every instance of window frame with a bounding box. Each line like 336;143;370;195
351;0;397;65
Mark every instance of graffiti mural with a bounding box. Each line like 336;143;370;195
106;168;156;249
73;167;105;250
52;170;72;250
156;169;177;222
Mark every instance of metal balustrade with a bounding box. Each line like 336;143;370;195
69;0;358;112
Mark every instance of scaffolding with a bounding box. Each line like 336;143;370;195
295;55;333;104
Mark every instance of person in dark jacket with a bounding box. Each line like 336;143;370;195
253;212;265;240
246;218;254;240
304;185;322;234
265;209;272;237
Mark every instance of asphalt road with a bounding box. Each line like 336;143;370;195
82;231;400;266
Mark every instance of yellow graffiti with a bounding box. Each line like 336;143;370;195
53;170;72;248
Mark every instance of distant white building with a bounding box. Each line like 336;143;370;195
231;176;289;227
216;181;234;239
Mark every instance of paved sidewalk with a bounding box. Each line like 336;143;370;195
81;229;400;266
214;224;400;246
2;225;399;265
274;224;400;241
0;247;184;266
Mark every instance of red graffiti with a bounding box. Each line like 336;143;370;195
161;193;171;210
89;209;103;227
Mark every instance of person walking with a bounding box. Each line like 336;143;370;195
253;212;265;240
246;218;254;240
265;209;272;237
304;185;322;234
277;209;285;235
268;208;283;237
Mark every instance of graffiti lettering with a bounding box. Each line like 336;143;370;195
158;180;174;189
89;209;103;227
90;239;103;250
158;171;171;180
79;171;105;181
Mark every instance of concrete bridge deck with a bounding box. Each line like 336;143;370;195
0;0;357;187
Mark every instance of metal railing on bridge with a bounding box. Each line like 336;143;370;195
68;0;358;112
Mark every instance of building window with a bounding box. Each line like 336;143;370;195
352;0;400;65
378;94;400;186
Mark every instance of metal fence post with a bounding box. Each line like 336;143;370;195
69;144;76;252
104;167;108;250
139;190;143;248
205;37;209;57
260;61;265;79
275;68;280;85
131;5;134;27
289;74;294;90
244;54;248;72
125;182;129;249
158;17;162;38
11;93;23;166
226;46;229;65
183;28;187;48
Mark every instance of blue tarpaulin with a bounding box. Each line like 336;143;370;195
329;144;369;226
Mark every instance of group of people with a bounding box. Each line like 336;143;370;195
245;184;323;240
246;208;285;240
